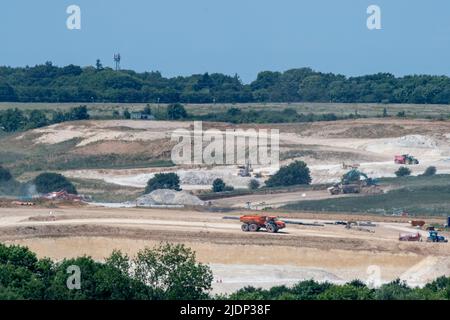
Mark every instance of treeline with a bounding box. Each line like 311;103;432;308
198;107;365;124
1;243;450;300
0;105;89;132
229;278;450;300
2;62;450;104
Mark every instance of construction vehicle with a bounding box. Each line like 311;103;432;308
426;231;448;243
395;154;419;165
328;169;380;195
240;215;286;233
399;232;422;241
410;220;426;228
238;160;253;177
342;162;360;170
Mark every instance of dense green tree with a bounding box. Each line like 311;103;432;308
212;178;226;192
166;103;187;120
145;173;181;193
0;81;17;101
2;63;450;104
248;179;260;190
27;110;49;129
95;59;103;71
0;108;26;132
123;109;131;119
422;166;437;176
0;166;12;182
318;284;374;300
67;105;89;121
395;166;412;177
266;161;312;187
34;172;77;194
133;243;213;300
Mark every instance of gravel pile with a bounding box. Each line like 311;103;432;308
135;189;205;206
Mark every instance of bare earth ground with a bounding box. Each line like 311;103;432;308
22;118;448;195
1;206;449;294
12;118;446;209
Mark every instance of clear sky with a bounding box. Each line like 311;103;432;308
1;0;450;82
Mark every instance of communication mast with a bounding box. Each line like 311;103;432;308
113;53;121;71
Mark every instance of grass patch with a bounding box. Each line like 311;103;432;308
71;178;143;203
282;175;450;216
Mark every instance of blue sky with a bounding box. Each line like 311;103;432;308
1;0;450;82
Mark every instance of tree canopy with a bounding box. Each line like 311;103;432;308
0;243;212;300
0;166;12;182
34;172;77;194
2;63;450;104
145;173;181;193
266;161;312;187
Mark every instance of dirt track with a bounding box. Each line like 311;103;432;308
1;206;449;293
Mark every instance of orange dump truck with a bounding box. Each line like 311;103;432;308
240;215;286;233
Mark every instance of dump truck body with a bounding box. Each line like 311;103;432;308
240;215;286;233
410;220;426;227
399;232;422;241
395;154;419;165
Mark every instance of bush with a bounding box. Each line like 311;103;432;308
166;103;187;120
0;166;12;182
248;179;260;190
395;166;411;177
145;173;181;193
212;179;226;192
266;161;311;187
67;105;89;121
422;166;437;176
212;178;234;192
34;173;77;194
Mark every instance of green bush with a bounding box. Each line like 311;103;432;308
212;179;226;192
0;165;12;182
145;173;181;193
34;172;77;194
166;103;187;120
248;179;260;190
422;166;437;176
395;166;412;177
212;178;234;192
266;161;311;187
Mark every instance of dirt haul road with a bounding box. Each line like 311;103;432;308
0;206;449;293
212;189;358;209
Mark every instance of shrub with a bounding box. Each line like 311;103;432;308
422;166;437;176
167;103;187;120
248;179;260;190
266;161;311;187
395;166;411;177
0;166;12;182
67;105;89;121
212;179;226;192
34;173;77;194
145;173;181;193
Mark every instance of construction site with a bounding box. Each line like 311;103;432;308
0;204;448;294
1;114;450;294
